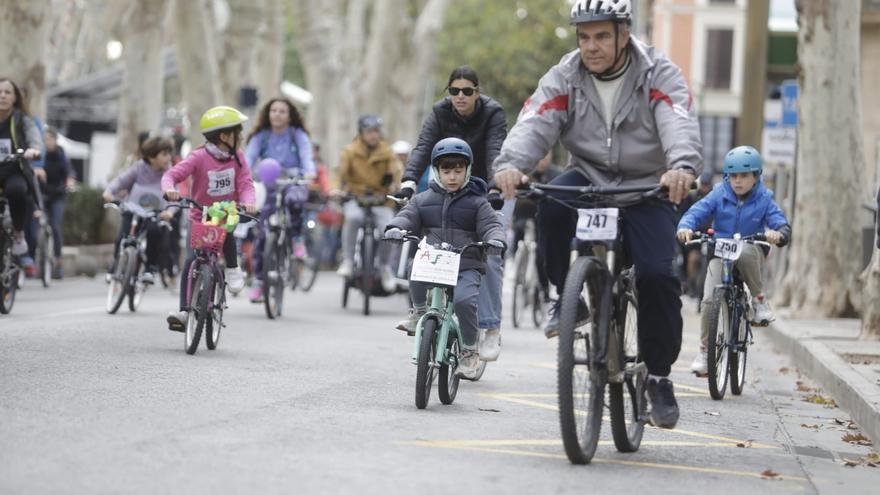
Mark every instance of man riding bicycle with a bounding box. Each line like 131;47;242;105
493;0;702;429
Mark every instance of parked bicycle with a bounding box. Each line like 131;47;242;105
172;197;259;355
686;230;770;399
519;182;662;464
104;201;171;314
511;218;546;329
0;150;29;314
341;191;393;316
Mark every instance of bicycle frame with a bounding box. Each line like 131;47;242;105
184;249;227;323
411;286;460;365
717;260;752;354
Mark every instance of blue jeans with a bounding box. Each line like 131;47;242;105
410;268;481;347
477;199;515;329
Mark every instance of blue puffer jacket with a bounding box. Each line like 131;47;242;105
678;177;791;244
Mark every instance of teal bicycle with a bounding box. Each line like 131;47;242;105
385;233;490;409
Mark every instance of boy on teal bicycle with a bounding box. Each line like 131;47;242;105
384;138;505;378
677;146;792;375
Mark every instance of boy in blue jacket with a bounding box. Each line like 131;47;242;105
384;138;505;379
677;146;791;375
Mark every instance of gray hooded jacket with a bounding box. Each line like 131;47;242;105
492;36;703;204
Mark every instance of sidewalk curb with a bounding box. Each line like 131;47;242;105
765;320;880;447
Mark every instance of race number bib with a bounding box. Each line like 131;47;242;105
714;238;744;261
0;138;12;159
576;208;619;241
207;168;235;197
410;242;461;287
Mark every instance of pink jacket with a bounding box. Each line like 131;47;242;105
161;147;256;222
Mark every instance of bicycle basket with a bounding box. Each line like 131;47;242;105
190;221;227;255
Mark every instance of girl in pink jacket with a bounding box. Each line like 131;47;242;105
162;106;257;332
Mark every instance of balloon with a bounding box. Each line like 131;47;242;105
256;158;282;186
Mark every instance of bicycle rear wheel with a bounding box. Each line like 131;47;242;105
609;288;646;453
206;273;223;350
729;312;748;395
704;292;730;400
415;317;438;409
438;330;461;405
558;256;605;465
511;246;527;328
0;262;18;315
185;266;211;355
262;233;283;319
361;234;374;316
106;248;131;314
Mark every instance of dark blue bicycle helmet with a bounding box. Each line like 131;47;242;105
722;146;763;175
430;138;473;186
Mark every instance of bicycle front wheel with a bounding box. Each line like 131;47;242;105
609;289;646;453
415;317;438;409
558;256;605;465
361;234;374;316
262;233;283;319
37;226;52;288
704;292;730;400
729;311;748;395
0;264;18;314
511;246;527;328
106;248;131;314
206;273;223;350
185;266;211;355
438;330;461;405
127;251;145;312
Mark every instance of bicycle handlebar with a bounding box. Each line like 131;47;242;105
685;231;771;247
381;232;495;254
167;197;261;223
0;150;26;165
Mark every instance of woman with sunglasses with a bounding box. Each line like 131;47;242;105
394;66;509;363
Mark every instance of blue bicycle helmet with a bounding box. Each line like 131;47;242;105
722;146;763;175
430;138;473;188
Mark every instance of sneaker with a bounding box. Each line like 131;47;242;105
396;307;425;336
11;234;28;256
455;346;480;379
543;297;590;339
292;239;306;258
690;350;708;376
751;295;775;326
646;376;680;429
381;266;396;293
336;260;353;278
167;310;187;332
141;271;155;285
479;328;501;362
225;267;245;295
248;280;264;303
52;264;64;280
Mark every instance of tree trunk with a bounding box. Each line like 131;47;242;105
0;0;50;118
253;0;285;109
113;0;170;173
218;0;264;109
173;0;222;148
777;1;864;317
862;249;880;339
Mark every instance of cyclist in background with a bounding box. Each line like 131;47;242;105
38;126;75;278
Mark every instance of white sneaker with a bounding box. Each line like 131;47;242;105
225;267;245;295
336;260;353;278
381;266;396;293
690;351;708;376
751;296;775;325
479;328;501;362
11;235;28;256
396;308;425;336
167;310;187;332
455;347;480;379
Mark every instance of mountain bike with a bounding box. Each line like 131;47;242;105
386;233;493;409
341;192;390;316
520;182;661;464
511;218;546;328
259;177;311;319
173;197;258;355
0;151;30;314
686;231;770;399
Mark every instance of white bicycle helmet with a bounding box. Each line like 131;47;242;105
570;0;632;25
391;140;412;156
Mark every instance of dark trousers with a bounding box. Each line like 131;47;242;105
113;212;165;272
46;197;65;258
178;235;237;311
0;169;29;231
538;169;683;376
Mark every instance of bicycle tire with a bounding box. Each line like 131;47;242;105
415;317;438;409
206;272;223;350
127;249;144;312
106;248;130;314
704;292;730;400
185;266;211;355
361;233;374;316
609;290;646;453
558;256;605;465
729;311;748;395
298;235;320;291
438;330;461;405
0;259;17;314
531;286;546;328
341;279;350;308
262;233;282;319
37;226;51;288
511;246;527;328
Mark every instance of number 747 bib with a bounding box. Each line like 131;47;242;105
576;208;619;241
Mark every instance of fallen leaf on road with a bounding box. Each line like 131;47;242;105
833;418;847;426
803;394;837;408
842;458;861;467
778;367;791;374
736;441;753;448
842;433;873;446
800;424;820;430
865;452;880;467
761;469;780;479
704;411;721;416
478;408;501;413
795;381;814;392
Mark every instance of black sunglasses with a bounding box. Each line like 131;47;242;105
447;86;477;97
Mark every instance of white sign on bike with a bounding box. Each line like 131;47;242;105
714;238;744;261
410;242;461;287
576;208;619;241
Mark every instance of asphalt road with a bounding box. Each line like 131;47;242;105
1;274;878;494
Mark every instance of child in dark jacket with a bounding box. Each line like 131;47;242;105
385;138;505;379
677;146;792;375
